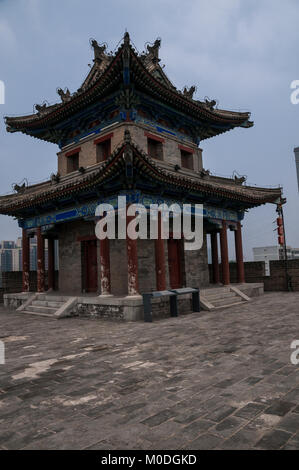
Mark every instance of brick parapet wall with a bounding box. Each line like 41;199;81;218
0;271;59;302
208;259;299;291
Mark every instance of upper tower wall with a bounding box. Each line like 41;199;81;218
57;122;203;177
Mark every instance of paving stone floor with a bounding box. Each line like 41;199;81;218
0;291;299;450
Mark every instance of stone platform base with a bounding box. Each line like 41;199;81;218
3;291;195;321
3;292;31;310
3;283;264;321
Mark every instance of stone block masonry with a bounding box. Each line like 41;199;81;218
71;294;194;321
185;230;209;289
76;302;125;321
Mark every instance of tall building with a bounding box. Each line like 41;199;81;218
0;33;283;319
0;241;15;249
0;236;48;272
0;241;16;272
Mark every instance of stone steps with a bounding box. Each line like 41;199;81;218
20;310;54;318
37;295;71;302
24;305;58;314
31;300;65;308
200;286;250;311
17;294;76;319
204;291;238;301
212;301;245;310
201;286;231;295
210;294;240;307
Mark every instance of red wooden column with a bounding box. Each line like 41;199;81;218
99;238;112;296
235;222;245;283
22;228;30;292
126;209;139;296
210;232;220;284
220;221;230;285
47;238;55;291
36;227;45;293
155;211;166;291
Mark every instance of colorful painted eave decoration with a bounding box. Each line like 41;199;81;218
19;192;243;230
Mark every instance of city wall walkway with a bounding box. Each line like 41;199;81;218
0;292;299;450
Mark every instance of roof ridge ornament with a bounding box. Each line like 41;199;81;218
12;179;28;194
57;88;71;103
183;86;196;99
122;33;131;87
90;39;107;63
50;172;60;184
200;169;210;178
204;97;217;110
35;102;48;115
123;32;130;47
232;171;247;185
146;38;161;63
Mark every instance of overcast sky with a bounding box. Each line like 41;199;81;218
0;0;299;260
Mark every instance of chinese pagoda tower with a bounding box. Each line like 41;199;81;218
0;33;282;319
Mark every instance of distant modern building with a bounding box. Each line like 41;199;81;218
12;247;21;271
294;147;299;191
0;241;16;272
29;237;49;271
12;237;22;271
0;241;15;250
253;246;281;276
253;245;299;262
0;237;49;272
0;249;13;271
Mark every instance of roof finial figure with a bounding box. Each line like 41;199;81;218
35;102;48;115
205;98;217;110
90;39;107;62
183;86;196;99
57;88;71;103
123;32;130;47
146;38;161;63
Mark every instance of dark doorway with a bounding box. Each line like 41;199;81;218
82;239;98;293
168;238;182;289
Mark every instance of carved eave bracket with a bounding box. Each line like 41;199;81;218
115;89;140;111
